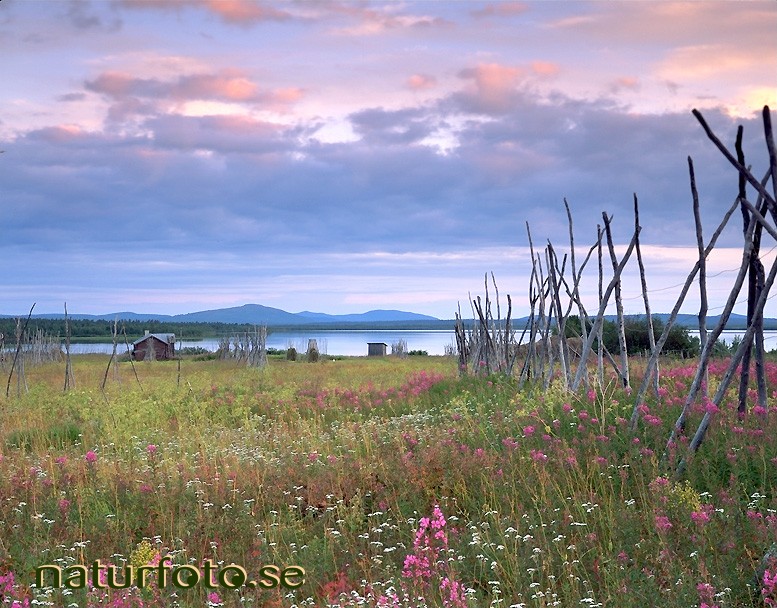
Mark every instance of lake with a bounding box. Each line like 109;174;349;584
59;328;777;357
65;329;459;357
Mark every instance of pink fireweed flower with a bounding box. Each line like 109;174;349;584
762;569;777;605
207;592;223;606
562;403;572;413
655;515;672;532
502;437;519;450
58;498;71;513
523;425;535;436
691;510;710;526
85;450;97;464
146;444;157;455
530;449;548;463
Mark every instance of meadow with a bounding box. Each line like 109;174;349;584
0;353;776;608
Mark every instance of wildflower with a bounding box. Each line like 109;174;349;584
654;515;672;533
523;425;535;436
58;498;71;513
502;437;519;450
530;449;548;463
146;444;158;455
85;450;97;464
691;510;710;526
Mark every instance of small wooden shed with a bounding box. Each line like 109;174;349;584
132;332;175;361
367;342;388;357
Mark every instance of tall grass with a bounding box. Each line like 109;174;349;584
0;355;775;607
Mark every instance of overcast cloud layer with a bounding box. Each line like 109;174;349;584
1;0;776;319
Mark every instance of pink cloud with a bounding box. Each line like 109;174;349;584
28;124;88;143
85;69;303;107
458;63;525;113
609;76;640;93
327;3;451;36
202;0;292;24
471;2;529;19
407;74;438;91
119;0;293;24
531;61;560;77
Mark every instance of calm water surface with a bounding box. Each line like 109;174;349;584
66;329;459;357
63;329;777;357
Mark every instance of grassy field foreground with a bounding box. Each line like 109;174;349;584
0;354;776;607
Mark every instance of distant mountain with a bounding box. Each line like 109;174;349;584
296;309;438;323
3;305;441;326
172;304;302;325
5;306;775;329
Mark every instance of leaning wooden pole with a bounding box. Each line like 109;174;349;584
633;194;659;395
692;108;776;217
597;224;604;386
603;212;630;388
676;244;777;478
5;303;35;399
565;199;589;387
101;318;119;395
63;302;75;392
689;158;709;400
664;215;759;450
629;197;741;431
571;227;640;392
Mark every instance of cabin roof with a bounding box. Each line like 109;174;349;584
133;333;175;346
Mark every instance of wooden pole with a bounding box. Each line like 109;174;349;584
689;158;708;400
5;303;34;398
633;193;659;396
571;227;640;392
629;197;741;431
603;212;630;388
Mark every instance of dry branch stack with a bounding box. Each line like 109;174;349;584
456;106;776;476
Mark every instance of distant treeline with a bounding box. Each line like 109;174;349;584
0;317;459;341
0;318;261;341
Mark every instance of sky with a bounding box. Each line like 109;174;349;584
1;0;776;320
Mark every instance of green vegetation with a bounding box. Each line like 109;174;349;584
565;315;701;357
0;355;775;607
